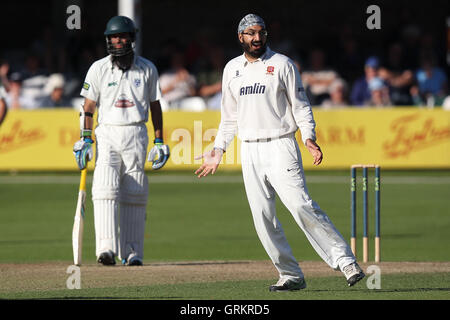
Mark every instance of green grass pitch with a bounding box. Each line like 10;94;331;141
0;169;449;302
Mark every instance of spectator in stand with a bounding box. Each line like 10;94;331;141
20;54;49;104
196;46;225;110
184;30;213;74
301;48;339;105
365;77;391;107
0;86;7;126
21;54;48;79
442;95;450;110
409;84;424;107
321;78;349;108
350;56;380;106
3;72;37;110
335;24;364;85
38;73;71;107
267;20;296;57
411;54;448;107
398;12;422;70
159;51;199;110
418;33;440;68
378;43;414;105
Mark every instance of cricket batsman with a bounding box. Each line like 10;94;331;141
196;14;365;290
73;16;169;266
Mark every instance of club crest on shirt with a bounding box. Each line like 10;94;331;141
114;94;135;108
134;79;141;87
266;66;275;75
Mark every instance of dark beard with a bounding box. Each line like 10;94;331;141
112;52;134;71
240;40;267;59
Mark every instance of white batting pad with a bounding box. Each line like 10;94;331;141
120;171;149;205
118;203;146;261
93;199;118;257
92;164;120;200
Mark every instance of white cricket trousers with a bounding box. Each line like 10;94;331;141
241;133;355;281
92;123;149;261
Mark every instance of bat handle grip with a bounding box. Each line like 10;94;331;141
79;168;88;192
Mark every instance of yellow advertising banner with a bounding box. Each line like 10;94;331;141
0;108;449;171
304;109;450;169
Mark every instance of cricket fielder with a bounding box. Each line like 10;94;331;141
196;14;365;290
73;16;169;266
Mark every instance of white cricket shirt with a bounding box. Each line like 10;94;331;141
80;55;161;125
214;47;316;151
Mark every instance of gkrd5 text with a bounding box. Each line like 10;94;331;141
224;304;270;315
180;304;270;317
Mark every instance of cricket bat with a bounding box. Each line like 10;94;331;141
72;167;87;266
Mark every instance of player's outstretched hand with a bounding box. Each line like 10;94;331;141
305;139;323;166
194;148;224;178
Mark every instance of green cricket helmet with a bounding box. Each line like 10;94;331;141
104;16;137;56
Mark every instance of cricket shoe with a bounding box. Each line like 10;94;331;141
269;278;307;292
97;250;116;266
122;252;143;266
343;262;365;286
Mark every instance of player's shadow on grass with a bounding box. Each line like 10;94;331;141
381;234;422;239
0;239;66;245
368;287;450;293
304;287;450;293
148;261;251;266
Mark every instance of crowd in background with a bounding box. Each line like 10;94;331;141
0;19;449;114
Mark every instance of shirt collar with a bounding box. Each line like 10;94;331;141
242;47;272;67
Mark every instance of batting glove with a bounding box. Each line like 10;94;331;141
73;137;94;170
147;138;170;170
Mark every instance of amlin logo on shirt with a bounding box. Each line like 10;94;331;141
240;83;266;96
